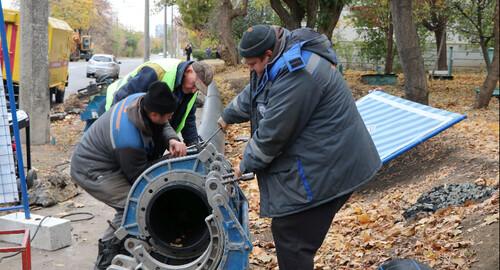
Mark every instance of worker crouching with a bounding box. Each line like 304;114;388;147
70;81;187;269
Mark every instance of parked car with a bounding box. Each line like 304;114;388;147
86;54;121;79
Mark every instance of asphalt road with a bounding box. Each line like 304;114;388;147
66;56;161;99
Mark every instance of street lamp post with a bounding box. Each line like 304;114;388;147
163;4;167;58
144;0;150;62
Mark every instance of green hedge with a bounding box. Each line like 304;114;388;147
192;49;217;60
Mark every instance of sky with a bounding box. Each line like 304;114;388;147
108;0;179;32
2;0;178;33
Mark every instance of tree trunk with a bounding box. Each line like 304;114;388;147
217;5;238;65
390;0;428;104
434;25;448;70
270;0;303;29
306;0;319;28
317;2;343;41
385;21;394;74
217;0;248;66
479;36;492;71
474;1;499;108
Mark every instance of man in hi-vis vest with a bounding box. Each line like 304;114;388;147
105;59;214;146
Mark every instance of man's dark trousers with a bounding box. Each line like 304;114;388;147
271;193;352;270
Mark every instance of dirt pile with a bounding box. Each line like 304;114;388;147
29;171;80;207
404;183;497;219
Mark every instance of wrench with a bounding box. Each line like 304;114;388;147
220;173;255;184
187;126;223;152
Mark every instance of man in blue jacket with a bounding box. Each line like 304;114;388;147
71;81;187;269
218;25;382;269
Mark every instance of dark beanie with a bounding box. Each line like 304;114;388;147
239;25;276;58
143;81;177;114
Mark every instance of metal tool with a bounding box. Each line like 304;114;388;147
77;75;116;98
220;173;255;184
187;126;223;153
200;126;223;148
110;141;253;270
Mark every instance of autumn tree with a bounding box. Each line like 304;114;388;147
216;0;249;65
269;0;308;29
391;0;429;104
414;0;452;70
47;0;115;54
269;0;350;40
474;0;499;108
232;0;281;40
316;0;346;41
175;0;216;31
13;0;94;31
157;0;248;65
49;0;93;31
350;0;395;74
88;0;114;54
451;0;496;70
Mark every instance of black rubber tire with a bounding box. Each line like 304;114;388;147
55;89;65;103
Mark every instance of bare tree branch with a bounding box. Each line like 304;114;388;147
270;0;302;29
453;3;481;32
421;19;436;31
230;0;249;19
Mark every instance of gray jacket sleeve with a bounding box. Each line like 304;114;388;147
164;123;180;142
221;84;252;124
239;71;322;173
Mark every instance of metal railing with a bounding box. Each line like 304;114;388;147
0;4;30;219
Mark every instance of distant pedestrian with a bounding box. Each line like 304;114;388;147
184;43;192;61
215;46;221;59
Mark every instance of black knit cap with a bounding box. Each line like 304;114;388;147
143;81;177;114
239;25;276;58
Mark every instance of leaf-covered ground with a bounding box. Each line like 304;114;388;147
34;66;497;269
215;67;499;270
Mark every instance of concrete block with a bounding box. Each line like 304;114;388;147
0;212;72;250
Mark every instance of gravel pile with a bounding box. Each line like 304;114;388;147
403;183;497;219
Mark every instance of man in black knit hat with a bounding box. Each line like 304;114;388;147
219;25;381;269
71;81;187;269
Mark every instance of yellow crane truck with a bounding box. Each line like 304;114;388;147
70;31;93;62
1;9;73;104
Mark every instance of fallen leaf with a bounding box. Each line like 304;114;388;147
357;213;371;224
451;257;466;267
480;214;499;226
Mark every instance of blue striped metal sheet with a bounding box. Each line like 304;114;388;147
356;91;466;164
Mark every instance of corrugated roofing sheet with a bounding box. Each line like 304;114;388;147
356;91;466;164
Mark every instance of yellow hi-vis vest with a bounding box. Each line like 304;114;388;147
105;58;198;133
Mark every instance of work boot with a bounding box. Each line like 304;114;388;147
94;237;126;270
